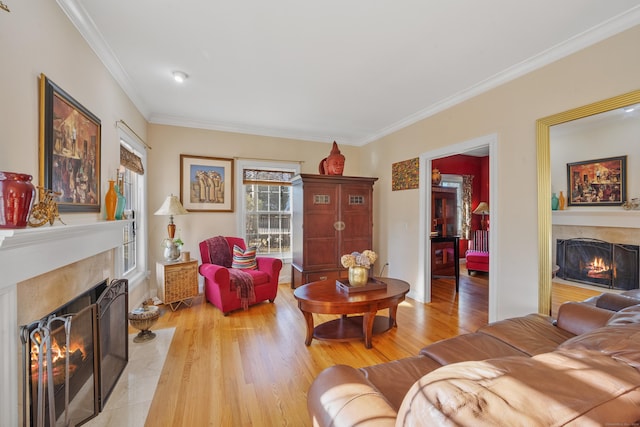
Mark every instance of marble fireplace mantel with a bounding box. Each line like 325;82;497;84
0;220;131;426
552;209;640;228
0;220;130;289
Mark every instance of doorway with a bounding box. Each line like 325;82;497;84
420;133;498;322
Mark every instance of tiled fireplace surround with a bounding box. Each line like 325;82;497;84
0;221;135;426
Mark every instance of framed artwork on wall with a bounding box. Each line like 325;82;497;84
391;157;419;191
39;73;101;212
180;154;234;212
567;155;626;207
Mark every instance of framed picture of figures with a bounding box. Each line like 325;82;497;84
567;155;626;207
39;73;101;212
180;154;234;212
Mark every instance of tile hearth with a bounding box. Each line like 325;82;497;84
84;327;174;427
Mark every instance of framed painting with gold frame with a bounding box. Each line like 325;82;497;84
39;73;101;212
566;155;626;206
180;154;234;212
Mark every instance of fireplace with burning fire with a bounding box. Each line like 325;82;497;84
556;238;640;290
21;278;128;427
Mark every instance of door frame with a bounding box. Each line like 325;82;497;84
418;133;499;322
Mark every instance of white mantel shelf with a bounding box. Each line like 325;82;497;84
552;209;640;228
0;220;131;289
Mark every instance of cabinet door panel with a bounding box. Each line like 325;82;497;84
303;183;339;268
340;184;373;253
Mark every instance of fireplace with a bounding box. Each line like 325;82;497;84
556;238;640;290
21;278;128;427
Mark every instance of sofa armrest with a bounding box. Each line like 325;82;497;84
556;302;615;336
256;256;283;277
595;293;640;311
307;365;396;427
198;263;230;284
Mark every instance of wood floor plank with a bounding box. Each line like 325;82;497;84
144;271;489;426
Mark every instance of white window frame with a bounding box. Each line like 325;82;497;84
441;174;464;236
116;129;148;289
236;159;300;262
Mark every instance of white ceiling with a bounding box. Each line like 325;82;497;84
58;0;640;146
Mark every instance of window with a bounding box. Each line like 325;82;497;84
238;162;299;259
441;174;463;236
117;130;147;285
118;165;137;274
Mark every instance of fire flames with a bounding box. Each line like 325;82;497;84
30;333;86;385
586;256;611;278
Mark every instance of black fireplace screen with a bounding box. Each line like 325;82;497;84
21;278;128;427
557;238;639;290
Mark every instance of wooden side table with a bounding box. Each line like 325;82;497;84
156;259;199;311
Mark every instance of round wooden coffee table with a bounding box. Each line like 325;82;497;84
293;277;410;349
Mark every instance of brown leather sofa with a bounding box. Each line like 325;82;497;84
308;290;640;426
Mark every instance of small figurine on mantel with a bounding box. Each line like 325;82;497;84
319;141;346;175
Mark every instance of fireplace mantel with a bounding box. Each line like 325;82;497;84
0;220;131;289
0;220;132;426
552;210;640;228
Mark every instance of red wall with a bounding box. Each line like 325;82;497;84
432;154;489;254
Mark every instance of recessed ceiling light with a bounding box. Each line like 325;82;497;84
172;71;188;83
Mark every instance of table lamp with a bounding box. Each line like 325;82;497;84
154;194;188;260
472;201;490;230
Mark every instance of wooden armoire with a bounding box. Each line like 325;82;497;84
291;174;377;288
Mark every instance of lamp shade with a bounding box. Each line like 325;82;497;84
154;195;188;216
472;202;489;215
154;195;188;240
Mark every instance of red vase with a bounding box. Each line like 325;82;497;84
0;171;36;228
105;180;117;220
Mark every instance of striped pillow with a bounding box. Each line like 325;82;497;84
232;245;257;269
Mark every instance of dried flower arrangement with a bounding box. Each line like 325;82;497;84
341;250;377;269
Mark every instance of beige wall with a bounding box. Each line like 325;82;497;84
1;1;148;305
147;124;363;286
363;25;640;320
3;1;640;319
0;1;146;190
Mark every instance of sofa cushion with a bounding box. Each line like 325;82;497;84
556;301;615;336
420;332;528;364
559;323;640;370
465;250;489;263
397;350;640;426
596;293;640;311
607;304;640;326
477;313;575;355
359;356;442;411
232;268;269;286
232;244;258;269
307;364;397;427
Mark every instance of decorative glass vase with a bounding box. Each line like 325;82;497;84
105;180;117;220
558;191;565;210
551;193;559;211
115;184;126;220
0;171;36;228
348;266;369;286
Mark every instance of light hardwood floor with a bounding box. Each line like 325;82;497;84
143;272;489;426
142;271;603;426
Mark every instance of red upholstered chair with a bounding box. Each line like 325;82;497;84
465;230;489;274
199;236;282;315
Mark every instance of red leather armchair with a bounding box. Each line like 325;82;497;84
199;236;282;315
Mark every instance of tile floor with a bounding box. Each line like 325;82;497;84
84;328;174;427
